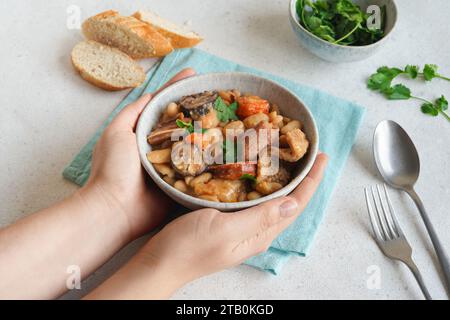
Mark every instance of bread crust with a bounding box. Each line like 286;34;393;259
71;41;145;91
133;11;202;49
82;10;173;59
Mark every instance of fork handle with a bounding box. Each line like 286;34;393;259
403;258;432;300
406;188;450;293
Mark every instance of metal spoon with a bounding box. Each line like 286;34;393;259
373;120;450;293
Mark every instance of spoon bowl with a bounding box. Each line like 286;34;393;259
373;120;420;189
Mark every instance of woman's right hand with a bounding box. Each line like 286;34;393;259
142;154;328;286
87;153;327;299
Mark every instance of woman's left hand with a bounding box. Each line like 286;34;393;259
87;68;196;239
0;68;197;299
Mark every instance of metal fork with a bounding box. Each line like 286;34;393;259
364;184;432;300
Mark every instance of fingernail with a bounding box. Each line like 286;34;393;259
279;199;298;218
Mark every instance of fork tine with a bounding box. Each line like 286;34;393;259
364;187;384;241
376;184;398;239
370;186;391;240
382;184;405;237
366;185;431;299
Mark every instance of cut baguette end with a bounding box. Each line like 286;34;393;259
82;10;173;59
71;40;145;91
133;10;203;49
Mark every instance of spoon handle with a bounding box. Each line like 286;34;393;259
403;257;432;300
407;188;450;293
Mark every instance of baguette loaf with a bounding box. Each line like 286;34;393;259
133;10;202;49
71;40;146;91
82;10;173;59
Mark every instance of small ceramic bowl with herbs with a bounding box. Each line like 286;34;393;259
289;0;397;62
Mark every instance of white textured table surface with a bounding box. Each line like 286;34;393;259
1;0;449;300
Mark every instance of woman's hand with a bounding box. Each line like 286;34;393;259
86;153;328;299
0;68;197;299
86;68;196;239
142;153;328;282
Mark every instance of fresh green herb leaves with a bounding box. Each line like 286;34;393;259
368;64;450;93
176;119;194;133
436;95;449;111
240;174;257;183
296;0;385;46
420;103;438;116
367;64;450;122
176;119;207;134
423;64;438;81
367;66;403;92
423;64;450;81
214;97;238;122
405;65;418;79
421;96;448;117
421;64;450;82
385;84;411;100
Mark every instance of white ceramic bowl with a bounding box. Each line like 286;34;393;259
289;0;398;62
136;72;319;211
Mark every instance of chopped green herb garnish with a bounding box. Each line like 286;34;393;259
240;174;257;183
176;119;194;133
214;97;238;122
176;119;207;134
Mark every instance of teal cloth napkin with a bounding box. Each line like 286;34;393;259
63;48;365;274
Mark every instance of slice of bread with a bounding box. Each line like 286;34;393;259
133;10;202;49
71;40;146;91
82;10;173;59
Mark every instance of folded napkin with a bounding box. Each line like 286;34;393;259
63;48;365;274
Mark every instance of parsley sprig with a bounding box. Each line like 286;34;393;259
367;65;450;122
240;174;257;183
214;97;238;122
368;64;450;89
176;119;207;134
176;119;194;133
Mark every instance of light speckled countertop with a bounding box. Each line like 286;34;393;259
1;0;449;300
